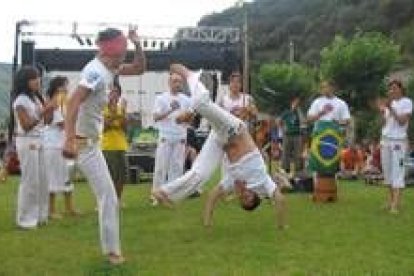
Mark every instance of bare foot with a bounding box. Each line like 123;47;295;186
107;253;125;265
152;190;174;208
49;213;63;220
389;208;399;215
66;210;82;217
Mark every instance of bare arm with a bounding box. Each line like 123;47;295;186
62;86;89;158
307;110;326;124
153;109;175;122
15;100;56;132
118;30;146;76
203;185;226;228
273;188;287;230
388;107;411;126
15;106;39;132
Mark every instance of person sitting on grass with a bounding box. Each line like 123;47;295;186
337;143;364;180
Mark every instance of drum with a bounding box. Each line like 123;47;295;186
313;176;337;202
308;120;344;176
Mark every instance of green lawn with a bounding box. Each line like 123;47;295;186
1;175;414;275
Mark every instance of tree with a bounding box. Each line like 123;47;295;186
320;32;400;141
252;63;317;115
320;32;400;110
406;74;414;140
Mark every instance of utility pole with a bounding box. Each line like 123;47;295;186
242;2;249;93
289;40;295;65
9;20;29;142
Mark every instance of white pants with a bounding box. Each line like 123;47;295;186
44;148;74;193
77;144;121;255
381;138;407;188
162;131;224;201
152;137;186;190
15;136;48;228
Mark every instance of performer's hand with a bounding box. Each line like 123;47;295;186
62;138;77;159
322;103;333;113
377;98;388;113
128;26;140;45
384;98;392;109
120;98;127;113
170;100;180;111
176;111;194;124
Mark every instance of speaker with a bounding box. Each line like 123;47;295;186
221;48;241;83
21;40;35;66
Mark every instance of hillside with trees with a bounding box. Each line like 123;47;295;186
199;0;414;66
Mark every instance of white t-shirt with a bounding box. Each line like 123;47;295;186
76;57;113;140
13;94;44;136
307;96;351;122
220;151;276;198
218;93;252;121
43;109;64;148
382;97;413;139
153;92;191;140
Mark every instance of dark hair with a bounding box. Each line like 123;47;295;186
96;28;123;44
113;75;122;94
47;76;68;98
241;191;261;211
230;71;242;81
13;66;44;105
322;79;338;89
388;79;405;94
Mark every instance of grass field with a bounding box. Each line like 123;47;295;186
1;175;414;275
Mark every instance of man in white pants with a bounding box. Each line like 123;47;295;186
152;72;191;204
62;28;145;265
152;64;286;229
379;79;412;214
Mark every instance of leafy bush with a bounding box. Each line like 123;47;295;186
320;32;400;110
253;63;317;114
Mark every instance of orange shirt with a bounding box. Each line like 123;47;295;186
341;148;364;170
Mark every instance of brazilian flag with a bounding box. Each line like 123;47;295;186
308;120;344;175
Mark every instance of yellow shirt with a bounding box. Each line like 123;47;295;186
101;105;128;151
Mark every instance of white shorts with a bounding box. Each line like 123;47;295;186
381;138;407;188
219;150;276;197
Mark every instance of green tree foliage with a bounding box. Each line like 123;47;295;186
406;74;414;140
199;0;414;66
253;63;316;114
320;32;400;110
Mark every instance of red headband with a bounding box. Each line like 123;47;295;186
97;35;128;57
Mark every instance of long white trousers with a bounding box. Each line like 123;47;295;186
162;131;224;201
77;144;121;255
381;138;407;188
152;137;186;190
16;136;48;228
44;148;74;193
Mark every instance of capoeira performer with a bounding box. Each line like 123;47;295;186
62;27;146;264
151;72;191;205
44;76;78;219
152;64;286;229
13;66;55;229
379;79;412;214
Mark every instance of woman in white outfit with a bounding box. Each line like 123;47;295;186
44;76;78;219
13;66;55;229
379;80;412;214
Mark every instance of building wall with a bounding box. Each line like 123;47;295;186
45;70;227;128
